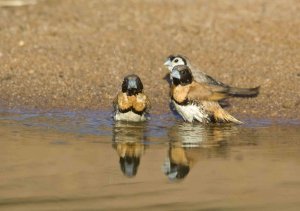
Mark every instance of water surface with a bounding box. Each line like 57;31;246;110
0;110;300;211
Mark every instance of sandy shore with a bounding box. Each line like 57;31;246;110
0;0;299;119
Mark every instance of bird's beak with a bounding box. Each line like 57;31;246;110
171;69;180;79
128;79;137;89
164;59;172;67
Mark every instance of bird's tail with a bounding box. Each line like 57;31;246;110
214;109;243;124
228;86;260;98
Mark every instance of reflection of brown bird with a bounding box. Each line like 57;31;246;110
112;122;147;177
167;122;236;146
113;74;150;122
164;54;260;98
170;65;242;124
163;122;236;181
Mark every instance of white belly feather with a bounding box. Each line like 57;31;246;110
172;100;209;123
114;110;147;122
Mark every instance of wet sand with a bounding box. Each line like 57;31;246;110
0;0;300;119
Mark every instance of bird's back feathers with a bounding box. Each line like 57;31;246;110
192;68;260;98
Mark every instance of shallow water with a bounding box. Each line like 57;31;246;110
0;110;300;211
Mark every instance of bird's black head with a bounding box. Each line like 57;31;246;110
164;161;190;181
122;74;143;96
170;65;193;86
119;156;140;177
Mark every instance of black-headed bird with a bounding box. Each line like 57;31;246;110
112;122;147;177
113;74;150;122
169;65;242;124
163;122;235;181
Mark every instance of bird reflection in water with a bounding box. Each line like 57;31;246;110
163;122;237;181
112;121;147;178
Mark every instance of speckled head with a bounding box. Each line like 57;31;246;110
122;74;143;96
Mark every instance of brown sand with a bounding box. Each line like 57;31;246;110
0;0;299;119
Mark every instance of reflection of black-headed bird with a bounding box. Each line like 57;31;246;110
112;122;147;177
170;65;242;124
113;74;150;122
164;54;260;98
163;122;235;181
163;145;191;181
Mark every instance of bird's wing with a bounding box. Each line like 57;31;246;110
187;81;229;102
192;69;228;87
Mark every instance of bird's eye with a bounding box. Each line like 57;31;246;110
174;59;179;63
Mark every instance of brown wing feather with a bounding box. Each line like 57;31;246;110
187;81;229;102
202;101;242;124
